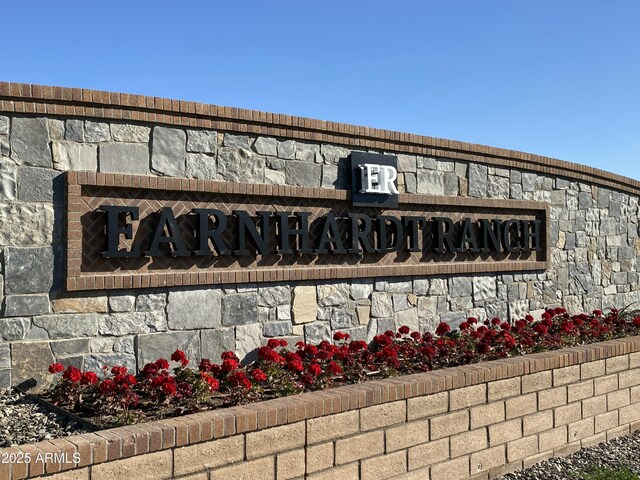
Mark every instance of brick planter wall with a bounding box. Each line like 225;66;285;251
2;336;640;480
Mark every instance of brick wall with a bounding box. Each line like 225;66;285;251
2;336;640;480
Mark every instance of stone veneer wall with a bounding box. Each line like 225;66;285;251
1;337;640;479
0;83;639;388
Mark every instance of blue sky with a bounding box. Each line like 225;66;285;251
3;1;639;180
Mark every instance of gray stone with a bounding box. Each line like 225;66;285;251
329;308;354;329
222;293;258;326
111;123;151;143
0;318;31;340
167;289;222;330
350;281;373;300
201;328;235;361
223;133;254;149
320;144;349;164
321;164;338;188
258;285;291;307
440;311;467;327
4;294;50;316
394;308;419;332
254;137;277;156
468;164;488;197
152;126;186;177
48;119;65;140
85;121;111;142
264;168;286;185
443;173;459;196
522;173;538;192
417;297;438;318
51;141;98;171
217;148;264;183
0;136;9;156
235;323;263;362
405;173;417;193
413;279;429;296
109;294;135;312
392;294;409;311
138;330;200;367
376;318;396;334
398;154;417;173
187;129;217;153
417;170;444;195
318;284;349;306
295;142;320;161
449;277;473;297
99;142;150;174
0;203;55;247
0;370;10;389
0;157;16;200
0;344;9;368
99;312;167;336
12;341;55;391
381;279;413;293
304;322;331;343
186;153;217;179
579;192;594;209
550;190;566;207
371;292;393;317
266;157;285;170
263;320;293;337
286;161;321;187
135;293;166;312
277;304;292;320
65;119;85;142
11;117;52;167
32;313;99;339
487;176;510;199
472;276;497;301
0;116;8;135
278;140;296;159
429;278;448;295
50;339;90;356
84;354;136;374
17;167;62;202
4;246;54;294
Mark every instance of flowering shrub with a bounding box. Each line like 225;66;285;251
45;307;640;427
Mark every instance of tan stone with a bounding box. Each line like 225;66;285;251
506;435;538;462
581;360;605;380
619;369;640;389
620;404;640;424
522;451;553;469
292;285;317;324
307;410;359;444
360;400;406;431
450;428;488;457
92;451;172;480
277;450;305;480
523;411;553;436
522;371;552;393
449;384;487;410
52;296;108;313
430;410;469;440
386;420;429;452
356;305;371;325
554;402;582;426
594;374;618;395
210;456;274;480
361;450;407;480
553;365;580;386
335;431;384;464
306;442;334;473
581;432;607;448
488;378;521;401
407;391;448;420
569;418;595;441
538;425;567;450
567;380;594;403
607;389;631;411
471;402;505;429
537;386;567;410
246;421;305;459
470;445;506;474
606;355;629;374
489;419;522;446
607;425;630;440
407;437;450;470
430;456;470;480
41;469;90;480
582;395;607;418
174;436;244;476
307;463;359;480
505;393;537;419
595;411;619;433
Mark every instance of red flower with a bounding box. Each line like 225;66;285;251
633;317;640;327
111;366;128;376
333;331;351;341
267;339;281;349
435;323;451;336
142;363;159;377
593;310;603;316
221;351;239;362
221;359;239;372
500;322;511;331
252;368;267;382
99;379;115;394
398;325;410;335
155;358;169;370
308;363;322;376
62;366;82;383
467;317;478;325
162;381;177;396
327;361;343;375
48;363;65;374
534;324;548;335
200;372;220;391
229;371;252;389
171;349;189;367
491;317;501;326
525;315;534;322
80;371;99;385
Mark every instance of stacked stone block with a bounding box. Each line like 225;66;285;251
0;113;639;388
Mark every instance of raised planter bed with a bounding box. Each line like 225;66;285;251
2;335;640;480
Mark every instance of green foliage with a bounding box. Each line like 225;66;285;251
579;464;639;480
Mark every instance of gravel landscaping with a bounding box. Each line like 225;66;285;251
0;389;89;448
502;430;640;479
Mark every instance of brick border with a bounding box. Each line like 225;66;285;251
2;336;639;479
1;81;639;197
66;171;550;291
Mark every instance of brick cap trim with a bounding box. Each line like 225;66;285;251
3;335;640;478
0;81;639;196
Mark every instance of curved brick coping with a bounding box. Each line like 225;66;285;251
1;81;639;197
2;335;640;479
